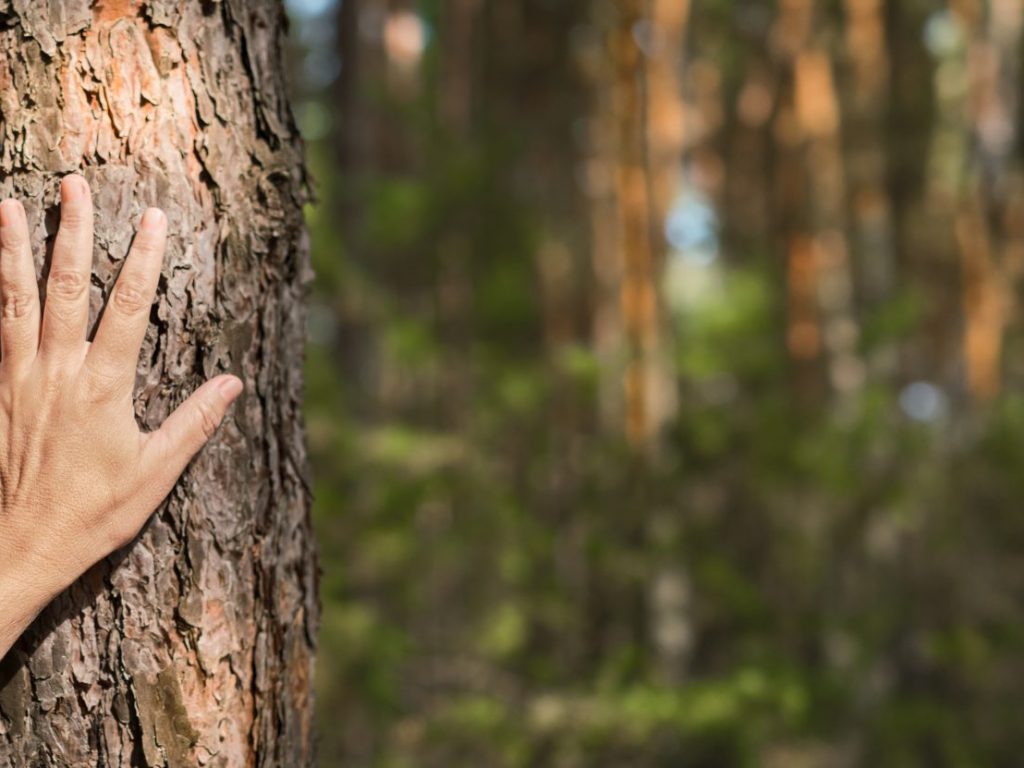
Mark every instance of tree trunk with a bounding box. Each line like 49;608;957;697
0;1;318;766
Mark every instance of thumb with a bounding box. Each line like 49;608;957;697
143;374;243;481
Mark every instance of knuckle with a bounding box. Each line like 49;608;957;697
47;269;88;301
195;399;222;441
112;278;151;314
58;206;90;230
83;362;127;401
107;517;143;552
39;365;66;397
131;239;164;264
1;288;34;319
0;227;27;251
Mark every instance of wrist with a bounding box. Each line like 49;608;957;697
0;535;64;656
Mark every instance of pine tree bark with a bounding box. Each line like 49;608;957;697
0;1;318;765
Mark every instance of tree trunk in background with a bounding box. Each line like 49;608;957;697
987;0;1024;390
773;0;825;402
611;0;675;450
639;0;690;686
593;0;691;684
884;0;938;386
774;0;862;403
0;2;317;766
958;0;1024;400
843;0;896;381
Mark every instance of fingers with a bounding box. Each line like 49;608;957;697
140;375;244;488
0;199;41;374
84;208;166;393
40;175;93;363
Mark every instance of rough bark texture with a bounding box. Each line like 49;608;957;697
0;1;318;765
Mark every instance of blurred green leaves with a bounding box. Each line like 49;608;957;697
288;0;1024;765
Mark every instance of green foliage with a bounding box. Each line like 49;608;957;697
288;1;1024;765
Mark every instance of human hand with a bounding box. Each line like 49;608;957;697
0;175;243;657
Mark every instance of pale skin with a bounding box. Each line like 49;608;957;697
0;174;243;658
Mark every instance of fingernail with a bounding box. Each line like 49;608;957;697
61;175;86;202
0;200;14;228
218;376;243;401
140;207;166;232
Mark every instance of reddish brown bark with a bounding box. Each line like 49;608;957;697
596;0;683;451
0;1;317;765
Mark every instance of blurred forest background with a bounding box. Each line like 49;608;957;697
286;0;1024;765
